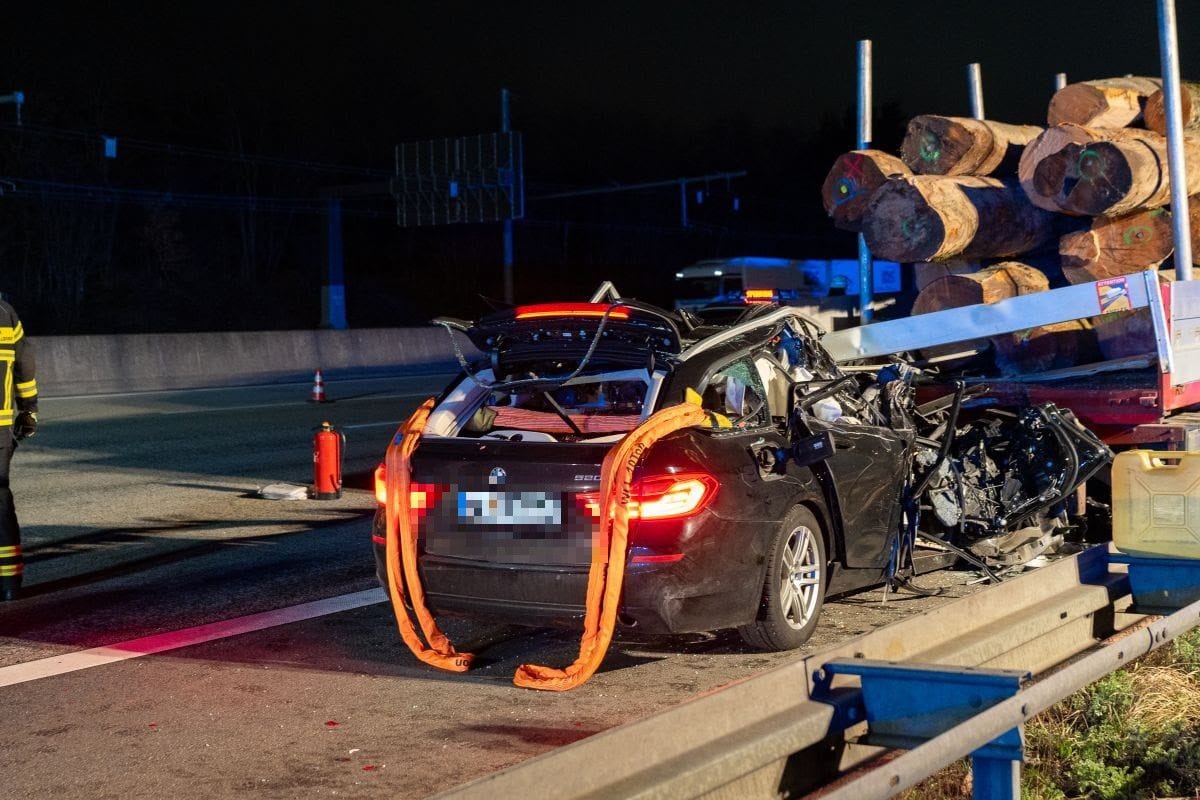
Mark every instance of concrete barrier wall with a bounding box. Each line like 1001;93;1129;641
32;327;476;396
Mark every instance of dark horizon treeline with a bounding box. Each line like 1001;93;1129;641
0;102;907;336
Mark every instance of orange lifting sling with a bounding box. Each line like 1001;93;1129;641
383;398;708;691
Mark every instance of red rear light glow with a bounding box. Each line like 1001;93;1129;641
628;474;718;520
372;464;440;520
373;464;387;504
514;303;630;320
631;553;685;564
575;492;602;519
409;483;437;518
574;472;718;522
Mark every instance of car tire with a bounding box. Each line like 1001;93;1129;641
738;505;827;651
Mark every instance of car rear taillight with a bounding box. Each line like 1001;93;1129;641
575;472;718;521
628;473;718;519
374;464;388;504
372;463;441;519
409;483;440;519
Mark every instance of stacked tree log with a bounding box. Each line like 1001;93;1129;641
1022;78;1200;360
820;75;1200;374
1145;81;1200;134
820;150;911;231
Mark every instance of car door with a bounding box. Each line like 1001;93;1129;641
787;363;912;570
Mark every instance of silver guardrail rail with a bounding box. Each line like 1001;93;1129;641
433;545;1200;800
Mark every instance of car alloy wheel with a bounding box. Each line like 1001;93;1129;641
738;505;827;651
779;523;822;630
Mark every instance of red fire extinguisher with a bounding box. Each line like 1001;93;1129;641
313;421;345;500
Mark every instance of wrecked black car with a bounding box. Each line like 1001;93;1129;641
371;290;1111;651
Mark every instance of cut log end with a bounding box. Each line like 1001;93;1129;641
1059;229;1101;271
912;262;1048;314
901;116;985;176
863;175;1054;262
902;117;965;175
900;116;1042;177
1047;84;1109;127
1061;207;1173;281
1144;84;1200;136
913;262;1050;366
1019;124;1163;213
1031;150;1070;201
913;260;982;291
1033;142;1135;216
861;183;946;262
820;150;912;232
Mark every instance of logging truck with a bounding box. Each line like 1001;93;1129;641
818;74;1200;456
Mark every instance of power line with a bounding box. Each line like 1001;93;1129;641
0;176;390;217
530;171;747;201
520;216;729;236
0;122;391;178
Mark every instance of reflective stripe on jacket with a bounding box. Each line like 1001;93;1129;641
0;301;37;428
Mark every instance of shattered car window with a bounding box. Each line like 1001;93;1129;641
701;358;769;427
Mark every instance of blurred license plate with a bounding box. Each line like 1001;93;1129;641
458;491;561;526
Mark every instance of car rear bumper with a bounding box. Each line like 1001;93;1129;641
371;510;767;635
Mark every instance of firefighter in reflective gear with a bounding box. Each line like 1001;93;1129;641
0;299;37;601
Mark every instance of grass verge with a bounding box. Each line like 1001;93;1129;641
900;629;1200;800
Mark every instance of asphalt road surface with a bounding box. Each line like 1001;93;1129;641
0;373;982;799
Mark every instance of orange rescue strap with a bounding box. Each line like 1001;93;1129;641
384;398;708;691
383;398;473;672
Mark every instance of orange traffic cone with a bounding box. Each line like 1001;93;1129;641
309;369;329;403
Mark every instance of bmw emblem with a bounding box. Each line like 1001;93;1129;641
488;467;507;486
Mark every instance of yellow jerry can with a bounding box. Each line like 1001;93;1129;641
1111;449;1200;559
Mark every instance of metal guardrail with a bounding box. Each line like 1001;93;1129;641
434;546;1200;800
820;594;1200;799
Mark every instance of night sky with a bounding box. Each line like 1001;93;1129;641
1;2;1197;332
6;2;1194;178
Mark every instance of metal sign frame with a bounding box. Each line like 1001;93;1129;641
391;131;524;227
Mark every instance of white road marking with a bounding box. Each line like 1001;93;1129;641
0;588;386;688
153;392;431;415
340;421;404;430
